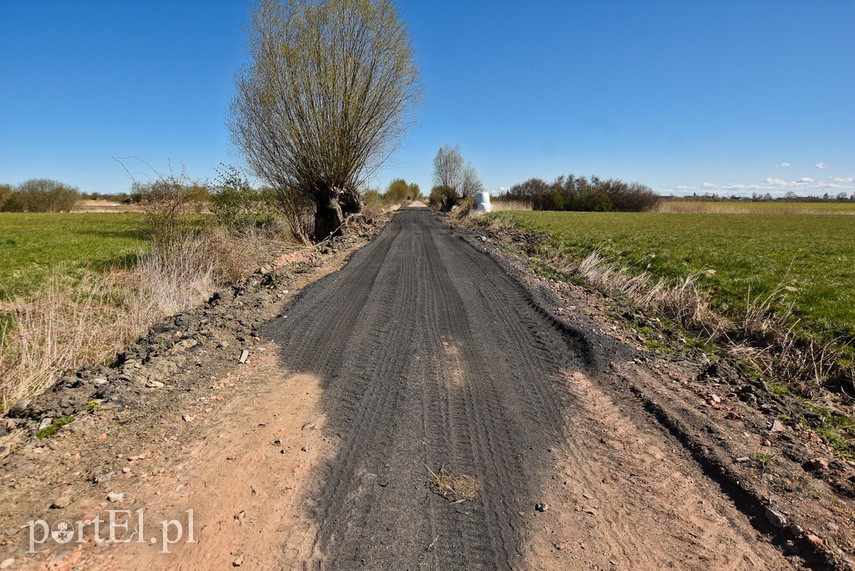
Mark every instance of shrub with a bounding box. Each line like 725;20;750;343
506;178;549;209
543;185;567;211
565;185;610;212
452;195;476;216
610;182;660;212
409;183;421;200
0;184;11;209
133;174;208;247
211;165;274;230
1;179;80;212
385;179;410;202
384;179;421;202
362;189;384;207
184;184;211;212
359;189;385;223
429;185;459;211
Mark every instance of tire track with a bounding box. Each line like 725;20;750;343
264;208;794;570
420;223;550;569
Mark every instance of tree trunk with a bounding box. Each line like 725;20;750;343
313;195;345;241
339;188;362;216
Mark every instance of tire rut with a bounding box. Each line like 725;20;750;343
263;208;794;570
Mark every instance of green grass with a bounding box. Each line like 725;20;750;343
35;415;75;439
0;212;149;301
494;210;855;347
657;200;855;215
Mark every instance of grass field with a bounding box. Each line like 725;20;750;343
656;200;855;215
0;212;149;301
494;210;855;346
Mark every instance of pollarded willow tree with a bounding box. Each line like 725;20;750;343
231;0;421;240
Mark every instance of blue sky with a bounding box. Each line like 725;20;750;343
1;1;853;197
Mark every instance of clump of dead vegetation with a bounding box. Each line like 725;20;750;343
426;465;481;503
0;224;297;411
564;251;851;399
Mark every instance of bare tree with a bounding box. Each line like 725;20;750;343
231;0;421;240
432;145;483;197
432;144;464;192
461;163;484;197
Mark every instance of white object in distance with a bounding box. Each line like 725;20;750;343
475;190;492;213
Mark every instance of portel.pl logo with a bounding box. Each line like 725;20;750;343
28;509;196;554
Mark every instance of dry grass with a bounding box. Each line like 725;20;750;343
0;226;300;412
454;210;855;403
490;199;533;212
72;199;144;213
556;251;721;335
563;251;848;397
426;465;480;503
128;237;217;317
656;201;855;215
0;276;141;410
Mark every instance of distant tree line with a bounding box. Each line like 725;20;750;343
360;178;421;220
666;191;855;202
501;174;659;212
383;178;421;202
0;179;80;212
80;191;134;202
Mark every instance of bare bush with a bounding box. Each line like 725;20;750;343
1;179;80;212
503;174;659;212
432;145;483;198
115;159;210;245
132;174;209;247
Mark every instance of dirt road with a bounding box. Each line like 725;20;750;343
5;207;846;569
257;208;789;569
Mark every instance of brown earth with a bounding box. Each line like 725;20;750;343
71;200;143;213
1;208;853;570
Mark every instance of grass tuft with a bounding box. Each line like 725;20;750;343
426;465;480;503
36;415;74;439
